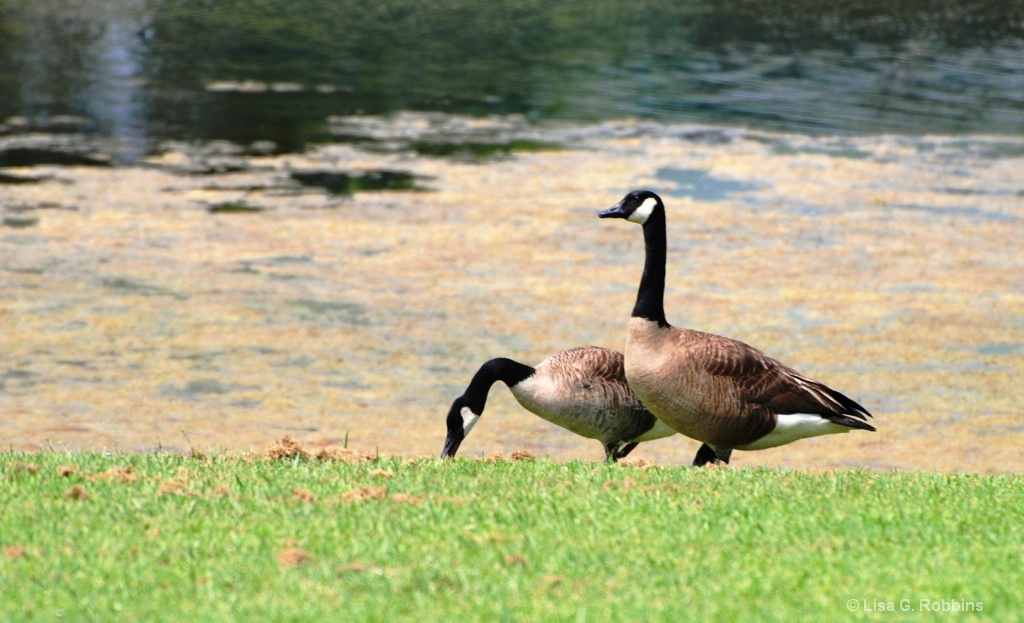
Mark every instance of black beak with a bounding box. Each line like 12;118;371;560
598;201;628;219
440;433;463;459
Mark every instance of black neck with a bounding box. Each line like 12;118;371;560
632;207;668;326
462;358;535;414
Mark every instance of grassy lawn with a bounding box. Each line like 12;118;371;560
1;445;1020;622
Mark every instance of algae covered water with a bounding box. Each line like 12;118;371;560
1;1;1022;469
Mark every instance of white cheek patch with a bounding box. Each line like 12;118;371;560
460;406;481;435
626;197;658;224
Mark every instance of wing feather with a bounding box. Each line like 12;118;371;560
693;331;873;429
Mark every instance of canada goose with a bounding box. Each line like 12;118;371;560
599;190;875;465
440;346;714;463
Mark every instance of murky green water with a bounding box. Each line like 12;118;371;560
2;0;1024;161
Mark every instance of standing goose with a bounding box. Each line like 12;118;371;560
599;190;875;465
440;346;712;463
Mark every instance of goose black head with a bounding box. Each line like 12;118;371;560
440;396;482;459
598;190;663;225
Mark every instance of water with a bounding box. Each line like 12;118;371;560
656;167;759;202
2;0;1024;162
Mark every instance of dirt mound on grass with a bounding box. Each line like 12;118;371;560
342;485;387;503
6;462;39;476
64;485;88;500
292;489;316;503
94;466;137;483
617;457;656;469
278;546;313;567
264;435;306;460
313;446;377;463
262;436;377;462
4;545;28;560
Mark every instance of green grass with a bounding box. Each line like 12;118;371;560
1;451;1021;622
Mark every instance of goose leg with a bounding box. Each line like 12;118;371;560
692;443;719;467
613;442;640;461
603;442;621;463
692;444;732;466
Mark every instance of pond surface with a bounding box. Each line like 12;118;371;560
3;0;1024;161
2;119;1022;470
2;1;1023;471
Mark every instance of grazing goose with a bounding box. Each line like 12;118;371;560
599;190;875;465
440;346;709;463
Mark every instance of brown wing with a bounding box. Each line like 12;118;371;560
546;346;660;441
564;346;628;384
694;331;873;428
558;347;646;412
